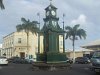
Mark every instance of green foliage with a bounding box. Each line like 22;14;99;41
16;18;39;34
65;24;86;40
0;0;5;9
65;24;87;62
65;24;87;51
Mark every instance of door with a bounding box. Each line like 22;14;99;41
20;52;25;58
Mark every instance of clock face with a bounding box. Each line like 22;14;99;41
51;10;56;16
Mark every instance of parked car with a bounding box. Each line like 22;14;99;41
0;56;8;65
25;58;34;64
7;56;20;63
75;57;90;64
90;51;100;73
8;57;30;64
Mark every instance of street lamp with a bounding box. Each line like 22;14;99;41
37;12;40;30
62;13;65;53
37;13;41;53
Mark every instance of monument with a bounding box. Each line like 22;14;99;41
37;0;66;63
33;1;70;71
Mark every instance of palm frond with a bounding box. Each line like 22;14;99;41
73;24;80;30
16;17;39;35
65;24;86;40
73;24;80;35
32;21;39;24
77;29;86;39
65;26;72;31
21;18;28;24
16;25;23;32
65;32;69;39
65;26;73;40
30;21;39;34
0;0;5;9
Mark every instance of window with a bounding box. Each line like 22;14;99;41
60;41;63;46
18;38;21;43
29;55;33;59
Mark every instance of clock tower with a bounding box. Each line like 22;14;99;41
37;1;66;63
44;2;59;28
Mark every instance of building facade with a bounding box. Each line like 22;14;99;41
0;44;2;56
66;49;93;59
3;31;38;60
0;48;2;56
82;39;100;50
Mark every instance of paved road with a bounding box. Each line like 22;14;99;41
0;63;98;75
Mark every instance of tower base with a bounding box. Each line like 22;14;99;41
36;52;67;63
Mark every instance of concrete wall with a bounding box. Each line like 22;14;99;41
66;50;94;59
66;51;83;59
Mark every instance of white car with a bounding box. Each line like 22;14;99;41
0;57;8;65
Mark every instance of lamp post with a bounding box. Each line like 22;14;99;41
63;13;65;53
37;13;40;53
37;13;40;29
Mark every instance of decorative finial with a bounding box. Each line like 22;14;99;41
50;0;52;5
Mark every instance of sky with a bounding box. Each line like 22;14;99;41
0;0;100;50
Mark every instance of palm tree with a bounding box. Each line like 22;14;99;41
16;18;39;54
65;24;86;63
0;0;5;9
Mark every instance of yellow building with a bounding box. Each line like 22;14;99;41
3;31;38;60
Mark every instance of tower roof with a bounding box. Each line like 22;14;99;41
45;4;57;10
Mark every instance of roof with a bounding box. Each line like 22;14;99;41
45;4;57;10
82;39;100;47
65;48;93;52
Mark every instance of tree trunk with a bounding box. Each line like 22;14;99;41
26;32;29;56
38;34;40;53
72;38;75;63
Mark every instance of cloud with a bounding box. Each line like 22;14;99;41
0;0;45;34
71;14;87;26
65;13;99;49
70;14;93;34
0;0;100;50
